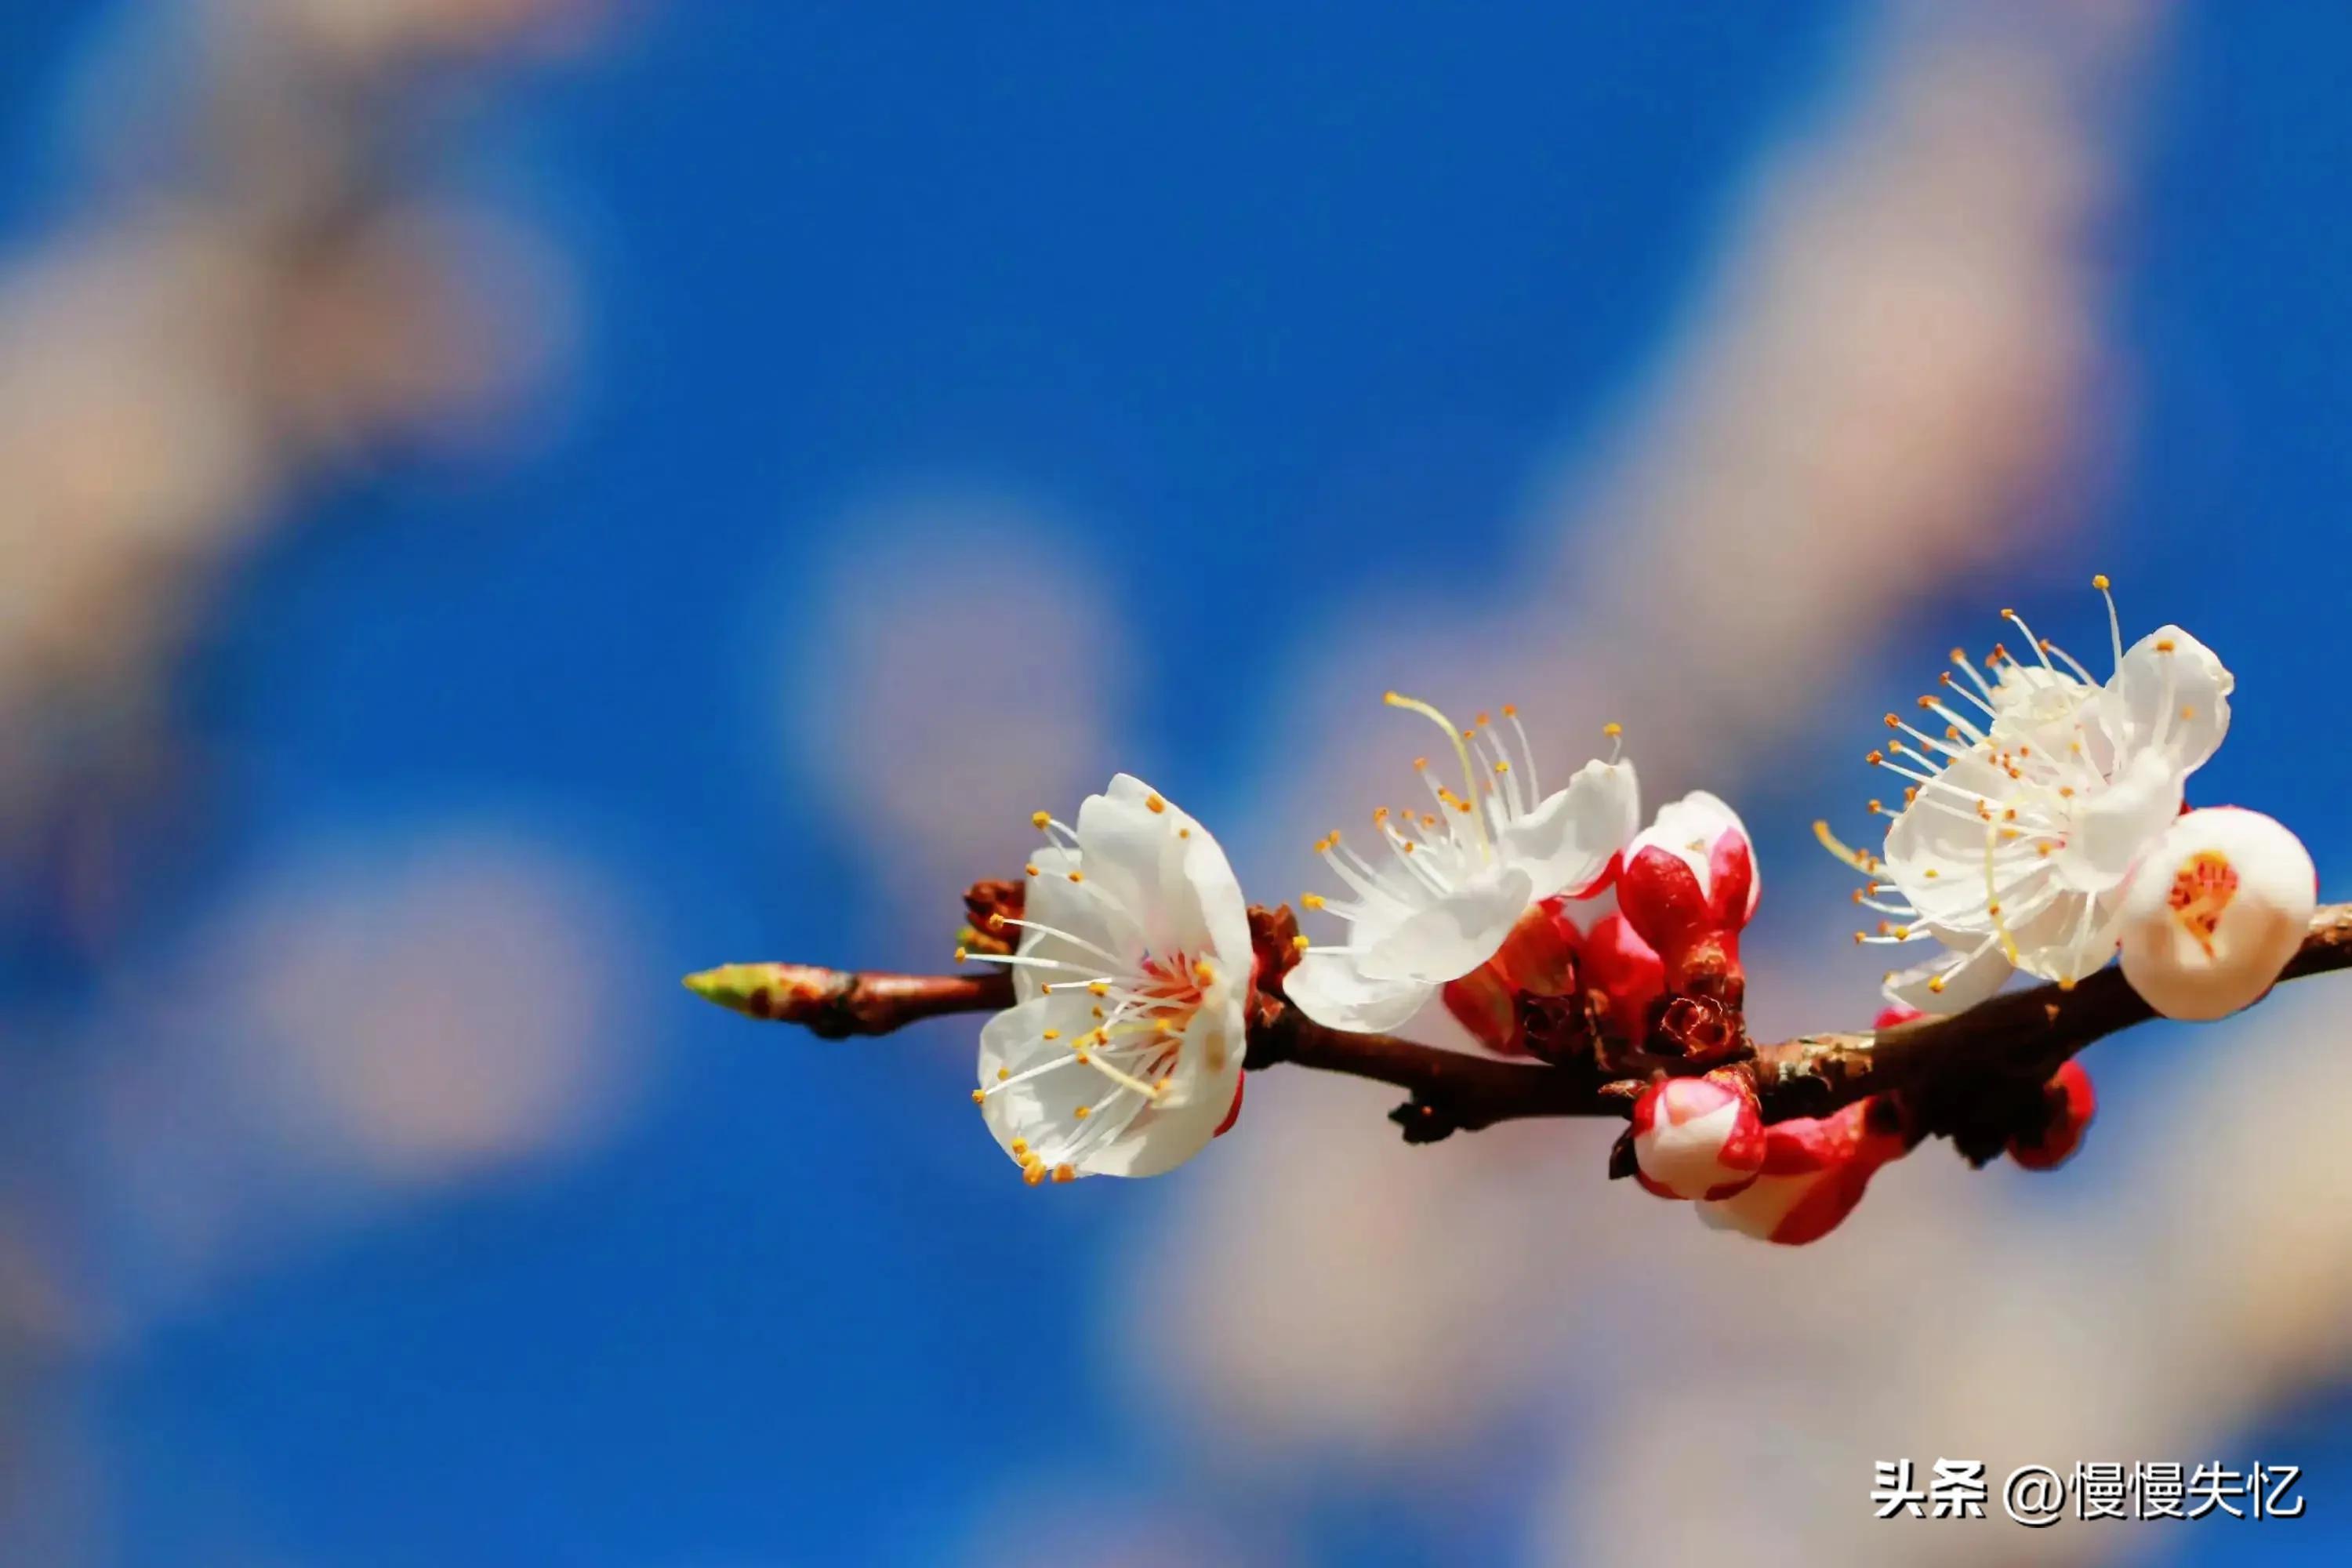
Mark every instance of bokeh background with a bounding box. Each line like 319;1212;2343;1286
2;1;2349;1563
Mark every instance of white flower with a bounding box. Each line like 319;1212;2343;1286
2118;807;2316;1022
1286;695;1640;1033
965;775;1251;1183
1821;577;2234;1011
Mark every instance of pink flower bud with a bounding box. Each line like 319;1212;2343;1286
1631;1069;1765;1200
1697;1097;1908;1245
1618;791;1757;996
1581;910;1665;1044
1872;1004;1925;1031
2118;807;2316;1022
2006;1060;2093;1171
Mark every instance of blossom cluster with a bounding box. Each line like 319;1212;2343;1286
945;579;2316;1245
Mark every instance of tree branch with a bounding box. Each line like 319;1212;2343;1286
684;903;2352;1153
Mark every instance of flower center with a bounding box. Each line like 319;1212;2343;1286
2165;851;2238;957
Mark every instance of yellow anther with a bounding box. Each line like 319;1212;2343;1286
1602;721;1623;738
1024;1165;1046;1186
1502;703;1518;717
1292;934;1311;951
2156;638;2176;653
971;1089;986;1105
1088;982;1109;996
998;1067;1011;1081
1154;1018;1174;1035
1178;828;1192;839
1067;870;1084;884
2180;705;2196;720
1928;975;1947;993
1073;1105;1091;1120
1867;750;1886;764
2092;573;2111;590
1032;811;1051;829
1075;1051;1091;1065
953;946;968;964
1923;868;1940;878
1025;862;1040;877
1052;1163;1076;1183
1145;793;1167;814
1153;1077;1172;1096
1010;1138;1028;1156
1853;931;1867;945
1413;756;1429;771
1867;799;1884;814
1475;711;1491;726
1494;760;1509;774
1301;892;1327;909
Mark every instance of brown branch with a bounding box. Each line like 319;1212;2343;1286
684;903;2352;1155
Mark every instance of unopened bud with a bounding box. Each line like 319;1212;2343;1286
1630;1069;1765;1200
1581;910;1666;1045
1617;791;1758;996
1697;1097;1908;1245
2006;1060;2095;1171
2118;808;2315;1022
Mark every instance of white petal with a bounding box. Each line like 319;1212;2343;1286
1013;844;1135;1001
977;994;1145;1165
2109;626;2233;777
2052;747;2183;892
1083;1004;1247;1176
1356;866;1535;983
2005;890;2123;987
1283;950;1434;1034
1497;759;1639;898
1073;786;1171;943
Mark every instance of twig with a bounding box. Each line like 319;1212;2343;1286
684;903;2352;1152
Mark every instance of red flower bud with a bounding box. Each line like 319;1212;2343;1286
1580;910;1665;1045
1697;1097;1908;1245
1441;964;1525;1054
2005;1060;2094;1171
1872;1004;1925;1032
1630;1069;1765;1200
1617;792;1757;997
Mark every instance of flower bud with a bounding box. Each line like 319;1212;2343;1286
2005;1060;2093;1171
1581;910;1665;1045
1697;1097;1908;1245
1872;1004;1924;1032
1630;1069;1765;1200
1617;791;1758;999
2118;807;2316;1022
